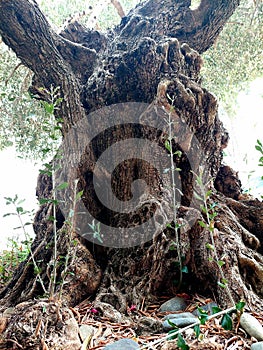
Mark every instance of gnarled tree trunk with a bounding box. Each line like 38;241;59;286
0;0;263;321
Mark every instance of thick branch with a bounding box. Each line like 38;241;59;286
0;0;96;128
0;0;97;88
116;0;240;53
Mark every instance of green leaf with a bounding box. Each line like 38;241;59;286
174;150;182;157
198;220;207;228
165;139;171;152
217;260;225;267
76;190;84;200
3;213;16;217
68;209;75;218
217;281;227;289
194;324;200;338
193;192;203;201
181;266;189;273
177;334;189;350
167;329;178;340
42;101;54;114
163;168;170;174
167;319;177;328
39;198;52;205
221;313;233;331
48;215;57;222
16;207;24;214
235;301;245;311
205;189;212;198
198;308;209;325
212;306;222;314
205;243;214;250
56;182;69;190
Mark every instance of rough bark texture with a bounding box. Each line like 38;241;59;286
0;2;263;346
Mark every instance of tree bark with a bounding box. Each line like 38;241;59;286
1;0;263;322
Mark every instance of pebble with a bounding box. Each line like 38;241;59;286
192;302;218;316
251;342;263;350
162;312;198;331
136;316;163;334
240;313;263;341
159;297;187;312
104;338;140;349
79;324;96;342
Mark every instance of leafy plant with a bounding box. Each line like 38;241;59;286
37;86;63;298
58;180;83;299
193;171;235;306
86;219;103;244
0;238;31;287
2;195;47;293
164;99;184;289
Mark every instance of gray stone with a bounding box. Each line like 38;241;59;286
136;316;163;334
79;324;96;342
162;312;198;331
192;302;218;316
240;313;263;341
251;342;263;350
104;338;140;349
159;297;187;312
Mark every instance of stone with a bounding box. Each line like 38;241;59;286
162;312;198;331
240;313;263;341
159;297;187;312
104;338;140;349
192;302;218;316
79;324;96;341
136;316;163;334
251;342;263;350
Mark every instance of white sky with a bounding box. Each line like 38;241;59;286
0;149;40;249
0;78;262;250
221;77;263;196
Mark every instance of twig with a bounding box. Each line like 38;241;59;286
5;339;23;349
111;0;125;18
5;62;23;86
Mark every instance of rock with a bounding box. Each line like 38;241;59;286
79;324;96;341
251;342;263;350
162;312;198;331
240;313;263;341
192;302;218;316
104;338;140;349
93;302;130;324
159;297;187;312
2;307;15;316
136;316;163;335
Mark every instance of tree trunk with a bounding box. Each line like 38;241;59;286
1;0;263;321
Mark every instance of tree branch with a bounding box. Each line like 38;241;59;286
118;0;240;53
0;0;97;83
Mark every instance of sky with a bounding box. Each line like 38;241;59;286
221;77;263;197
0;79;262;250
0;149;40;249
